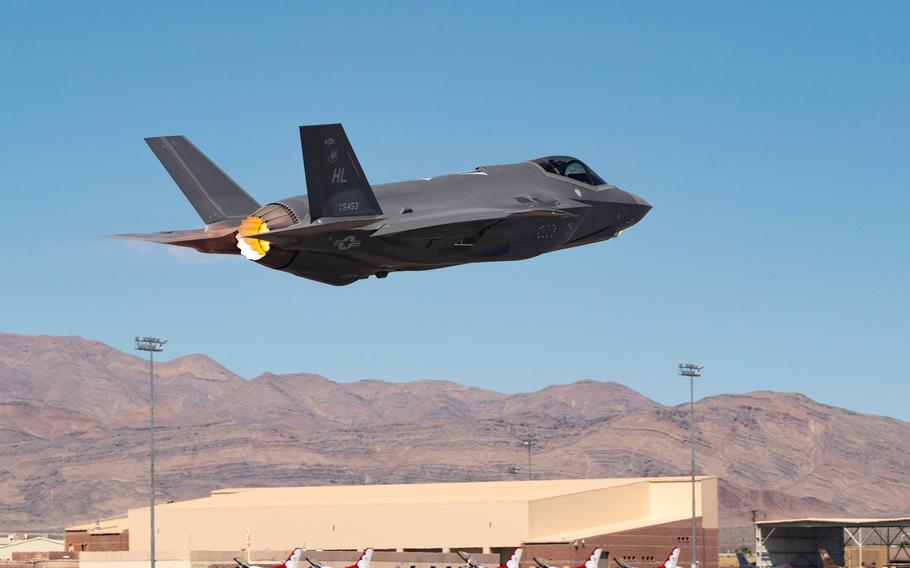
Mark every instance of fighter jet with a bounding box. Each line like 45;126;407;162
234;547;303;568
115;124;651;285
535;547;605;568
458;548;522;568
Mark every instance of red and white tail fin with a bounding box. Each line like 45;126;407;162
579;548;603;568
347;549;373;568
656;548;681;568
501;549;523;568
281;549;305;568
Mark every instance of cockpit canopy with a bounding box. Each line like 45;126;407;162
532;156;607;186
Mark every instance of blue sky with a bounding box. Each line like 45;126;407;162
1;2;908;420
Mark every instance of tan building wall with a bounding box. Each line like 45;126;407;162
130;500;530;552
649;478;718;529
528;480;652;541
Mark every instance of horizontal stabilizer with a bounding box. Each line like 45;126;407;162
109;222;240;255
145;136;260;224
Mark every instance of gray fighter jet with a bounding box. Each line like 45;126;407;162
115;124;651;285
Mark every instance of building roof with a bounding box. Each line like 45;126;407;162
156;476;714;511
0;537;64;550
757;517;910;528
65;517;129;533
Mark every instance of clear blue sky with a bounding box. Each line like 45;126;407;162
1;2;907;419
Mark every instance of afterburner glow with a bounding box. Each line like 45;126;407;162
236;216;270;260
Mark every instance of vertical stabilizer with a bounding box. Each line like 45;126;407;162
299;124;382;221
583;549;604;568
502;549;523;568
279;548;304;568
347;549;373;568
658;548;681;568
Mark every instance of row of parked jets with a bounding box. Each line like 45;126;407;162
236;546;684;568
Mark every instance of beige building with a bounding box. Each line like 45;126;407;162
67;477;718;568
0;536;65;560
65;518;130;553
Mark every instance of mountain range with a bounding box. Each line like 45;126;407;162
1;331;908;548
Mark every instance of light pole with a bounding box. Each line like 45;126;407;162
751;509;760;567
136;336;167;568
678;362;703;568
520;436;537;481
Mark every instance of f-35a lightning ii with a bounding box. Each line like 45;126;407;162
115;124;651;285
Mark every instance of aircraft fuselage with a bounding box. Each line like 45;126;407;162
256;162;650;284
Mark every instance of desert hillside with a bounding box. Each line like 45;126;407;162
1;332;907;548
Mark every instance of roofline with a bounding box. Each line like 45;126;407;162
0;536;64;548
757;517;910;527
211;476;717;494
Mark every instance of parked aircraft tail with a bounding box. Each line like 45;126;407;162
501;548;523;568
284;548;304;568
299;123;383;220
144;136;260;224
658;548;681;568
583;548;604;568
347;549;373;568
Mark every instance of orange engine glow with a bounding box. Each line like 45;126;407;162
236;216;271;260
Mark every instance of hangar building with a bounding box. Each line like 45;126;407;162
67;477;717;568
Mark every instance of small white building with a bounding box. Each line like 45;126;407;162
0;536;65;560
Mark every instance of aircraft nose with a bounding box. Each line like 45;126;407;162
614;189;652;226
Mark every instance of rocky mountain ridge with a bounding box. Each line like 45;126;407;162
1;332;907;542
